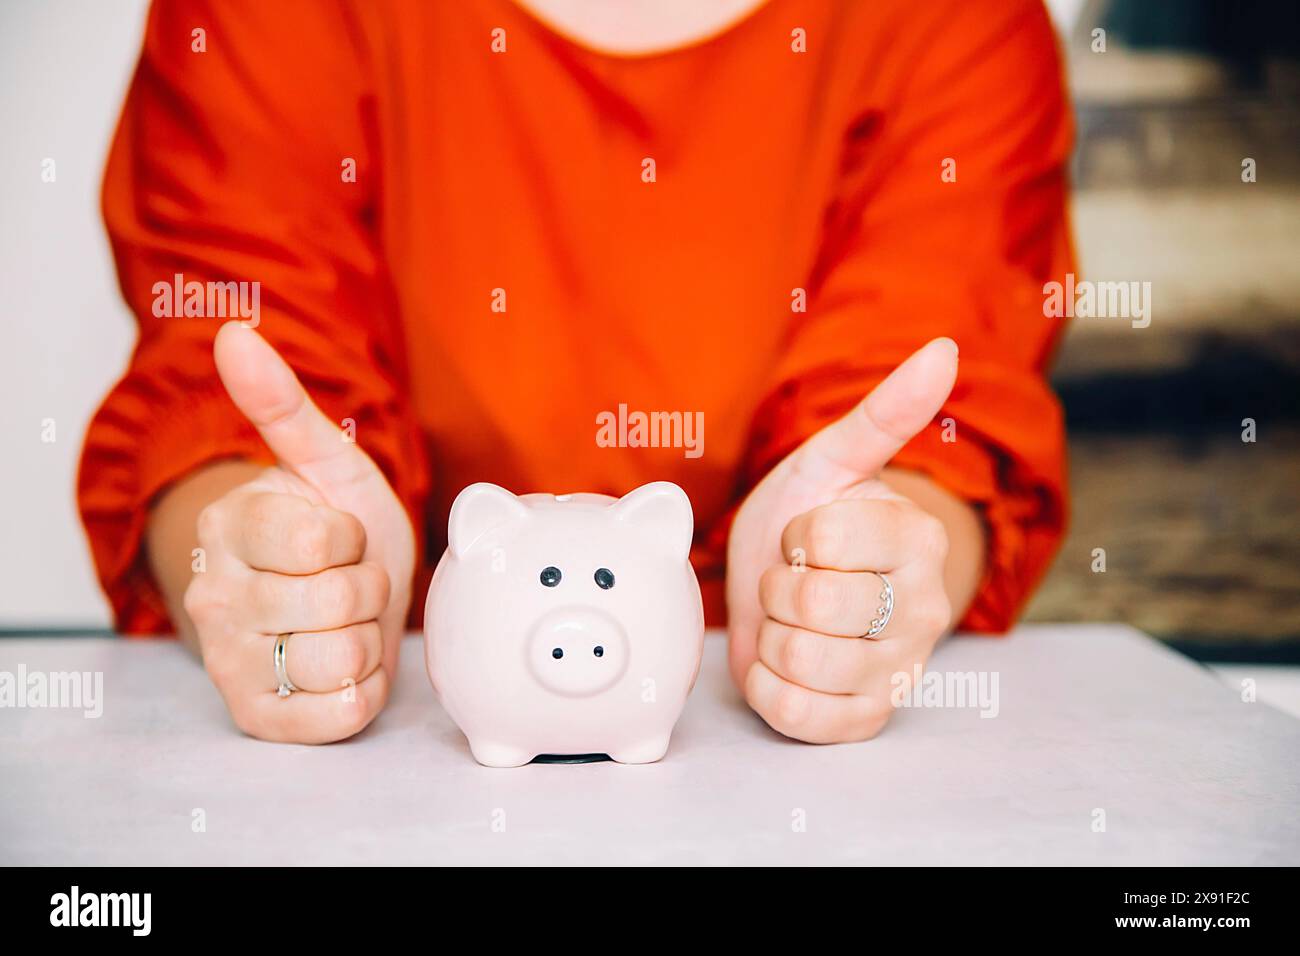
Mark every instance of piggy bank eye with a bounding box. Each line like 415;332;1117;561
539;566;562;587
594;568;615;590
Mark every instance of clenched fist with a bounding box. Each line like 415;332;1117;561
178;322;415;743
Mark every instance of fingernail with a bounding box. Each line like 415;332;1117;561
935;337;958;357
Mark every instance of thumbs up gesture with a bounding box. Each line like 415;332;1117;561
183;322;415;743
726;338;962;744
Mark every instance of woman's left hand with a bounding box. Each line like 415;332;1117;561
725;338;961;743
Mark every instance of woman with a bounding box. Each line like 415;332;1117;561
79;0;1073;744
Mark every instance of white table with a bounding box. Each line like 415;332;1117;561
2;625;1297;865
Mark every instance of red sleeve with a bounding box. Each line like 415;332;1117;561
78;0;429;635
743;0;1075;632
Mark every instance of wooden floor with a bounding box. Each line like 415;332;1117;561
1024;428;1300;652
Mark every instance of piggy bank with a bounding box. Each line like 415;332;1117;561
424;481;705;767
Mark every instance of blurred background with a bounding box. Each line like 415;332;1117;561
2;1;1297;676
1021;0;1300;670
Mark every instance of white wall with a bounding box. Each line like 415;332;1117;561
0;0;149;627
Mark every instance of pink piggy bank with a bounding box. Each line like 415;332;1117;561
424;481;705;767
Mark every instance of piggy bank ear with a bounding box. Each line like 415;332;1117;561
449;483;528;558
611;482;694;561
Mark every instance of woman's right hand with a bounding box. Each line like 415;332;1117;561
169;322;415;743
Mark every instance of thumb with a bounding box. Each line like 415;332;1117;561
796;337;959;479
213;321;377;488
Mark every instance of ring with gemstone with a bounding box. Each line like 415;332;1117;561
862;572;894;638
274;633;298;697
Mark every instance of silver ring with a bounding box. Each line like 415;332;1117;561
274;633;298;697
863;572;894;638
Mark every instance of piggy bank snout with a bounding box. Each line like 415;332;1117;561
527;606;630;698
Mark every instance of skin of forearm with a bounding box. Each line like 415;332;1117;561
146;459;265;654
879;466;988;626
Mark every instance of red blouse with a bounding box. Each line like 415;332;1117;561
80;0;1075;633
